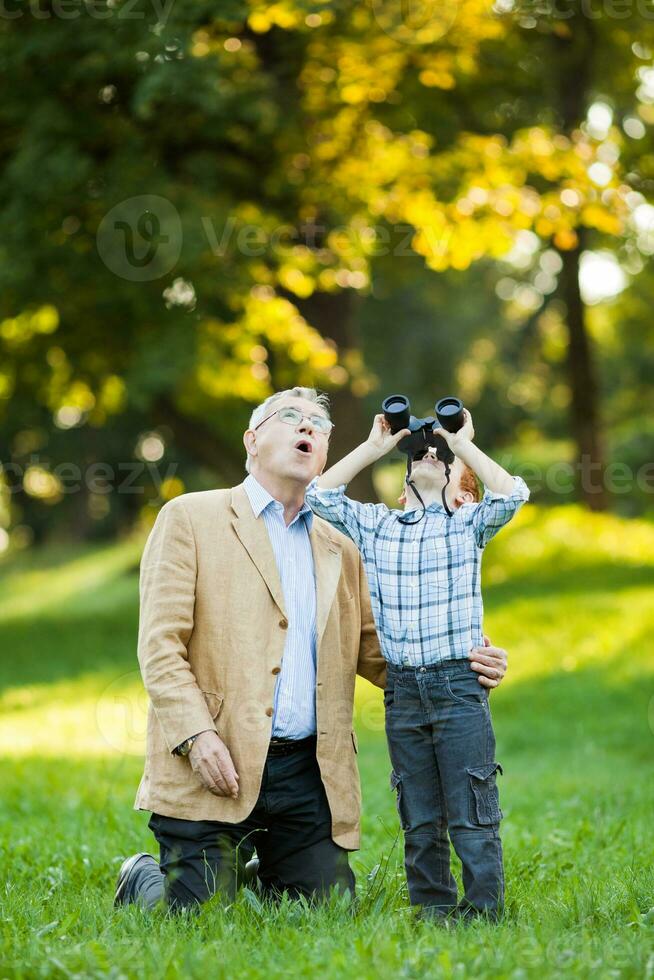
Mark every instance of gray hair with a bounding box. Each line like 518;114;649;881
245;387;331;472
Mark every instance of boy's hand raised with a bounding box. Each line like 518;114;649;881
366;414;410;460
435;408;475;455
315;415;409;489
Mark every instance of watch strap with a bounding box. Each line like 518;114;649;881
174;734;199;756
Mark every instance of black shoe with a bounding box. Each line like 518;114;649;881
456;902;501;924
415;904;458;926
113;852;160;907
243;857;260;887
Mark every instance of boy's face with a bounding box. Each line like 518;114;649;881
410;447;457;492
401;450;473;507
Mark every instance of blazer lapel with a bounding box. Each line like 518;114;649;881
230;484;287;618
311;521;343;650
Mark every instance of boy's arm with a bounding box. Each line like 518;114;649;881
305;478;387;552
468;476;529;548
438;410;530;547
437;409;514;496
315;414;410;489
457;442;515;497
306;414;409;549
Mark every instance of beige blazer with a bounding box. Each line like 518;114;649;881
133;483;387;849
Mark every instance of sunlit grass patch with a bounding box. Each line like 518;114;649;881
0;533;144;622
0;669;148;758
485;503;654;582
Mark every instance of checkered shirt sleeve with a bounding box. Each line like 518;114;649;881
304;479;388;551
459;475;530;548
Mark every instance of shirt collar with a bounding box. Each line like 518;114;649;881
243;474;314;529
399;499;448;517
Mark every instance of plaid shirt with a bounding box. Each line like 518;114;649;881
305;475;530;667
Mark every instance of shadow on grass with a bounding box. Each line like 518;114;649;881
485;561;654;605
0;590;139;693
492;655;654;761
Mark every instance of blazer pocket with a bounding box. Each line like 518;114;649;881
202;691;224;721
351;730;358;754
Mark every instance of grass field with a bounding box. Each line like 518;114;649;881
1;504;653;979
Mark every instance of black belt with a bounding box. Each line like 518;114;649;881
267;734;317;756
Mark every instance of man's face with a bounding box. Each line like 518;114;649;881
244;396;330;486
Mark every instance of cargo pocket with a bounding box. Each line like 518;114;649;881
390;769;409;831
467;762;503;826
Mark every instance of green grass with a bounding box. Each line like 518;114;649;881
1;505;653;978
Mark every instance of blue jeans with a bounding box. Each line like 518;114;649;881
384;660;504;919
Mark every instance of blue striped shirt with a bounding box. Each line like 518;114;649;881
243;474;317;738
305;475;529;667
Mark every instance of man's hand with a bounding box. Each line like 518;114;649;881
435;408;475;456
188;730;240;799
366;414;410;460
468;634;507;690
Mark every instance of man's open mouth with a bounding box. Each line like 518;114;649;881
294;440;313;454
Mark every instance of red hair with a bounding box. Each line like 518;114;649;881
459;464;481;503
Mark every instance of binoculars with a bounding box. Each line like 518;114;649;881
381;394;465;464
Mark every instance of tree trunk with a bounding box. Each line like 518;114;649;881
293;290;377;502
552;17;608;510
557;236;608;510
153;396;245;487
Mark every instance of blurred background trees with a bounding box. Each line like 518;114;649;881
1;0;654;547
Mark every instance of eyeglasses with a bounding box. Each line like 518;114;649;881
254;407;334;434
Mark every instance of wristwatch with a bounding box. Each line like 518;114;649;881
174;734;199;757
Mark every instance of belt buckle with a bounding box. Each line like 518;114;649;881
268;737;292;756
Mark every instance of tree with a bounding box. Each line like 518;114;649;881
2;0;653;539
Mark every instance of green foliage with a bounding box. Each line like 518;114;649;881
2;0;654;536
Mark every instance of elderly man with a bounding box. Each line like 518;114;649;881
114;387;508;911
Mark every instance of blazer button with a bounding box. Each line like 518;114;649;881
265;707;273;716
279;619;288;629
271;666;281;675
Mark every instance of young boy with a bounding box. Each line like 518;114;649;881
305;408;529;921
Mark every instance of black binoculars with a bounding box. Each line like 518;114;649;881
381;394;465;465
